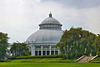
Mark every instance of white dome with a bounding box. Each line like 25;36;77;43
39;13;62;25
40;17;62;25
26;13;63;44
26;29;63;43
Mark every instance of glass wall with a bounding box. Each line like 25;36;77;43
40;24;61;30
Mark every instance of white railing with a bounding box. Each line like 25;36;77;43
75;55;85;62
90;55;98;61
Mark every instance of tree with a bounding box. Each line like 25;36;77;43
0;32;9;59
94;34;100;56
57;27;96;59
10;42;29;57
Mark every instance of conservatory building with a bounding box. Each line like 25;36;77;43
26;13;63;56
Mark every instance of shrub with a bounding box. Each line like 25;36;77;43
8;55;62;60
90;57;100;63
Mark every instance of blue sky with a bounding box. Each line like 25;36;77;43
0;0;100;43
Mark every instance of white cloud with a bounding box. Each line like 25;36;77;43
0;0;100;43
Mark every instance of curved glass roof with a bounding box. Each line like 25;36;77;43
39;13;62;30
40;17;62;25
26;30;63;43
26;13;63;44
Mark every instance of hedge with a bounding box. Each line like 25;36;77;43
8;55;62;60
7;58;74;63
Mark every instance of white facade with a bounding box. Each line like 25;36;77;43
26;13;63;56
28;43;60;56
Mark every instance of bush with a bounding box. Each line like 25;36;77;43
90;57;100;63
8;55;62;60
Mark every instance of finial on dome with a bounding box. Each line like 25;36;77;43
49;12;52;17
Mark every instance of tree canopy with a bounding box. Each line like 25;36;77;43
94;34;100;56
10;42;29;57
57;27;96;59
0;32;9;59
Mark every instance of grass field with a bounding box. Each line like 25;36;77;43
0;62;100;67
1;56;99;67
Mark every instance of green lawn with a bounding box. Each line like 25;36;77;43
0;62;100;67
1;56;100;67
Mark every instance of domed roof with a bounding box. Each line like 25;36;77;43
26;13;63;44
26;30;63;43
39;13;62;25
40;17;61;25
